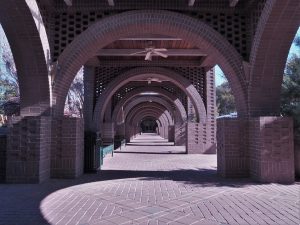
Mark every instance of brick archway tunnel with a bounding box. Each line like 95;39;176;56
0;1;299;186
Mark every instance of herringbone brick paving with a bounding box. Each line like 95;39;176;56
0;134;299;225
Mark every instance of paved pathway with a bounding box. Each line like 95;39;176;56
0;134;299;225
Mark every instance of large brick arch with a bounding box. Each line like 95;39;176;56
128;108;171;129
249;0;300;116
126;103;173;127
53;10;247;117
0;0;50;115
93;67;206;131
112;87;187;124
124;98;175;125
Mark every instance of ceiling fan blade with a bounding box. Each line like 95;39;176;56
130;50;148;55
151;78;162;82
153;50;168;58
154;48;167;51
145;52;152;61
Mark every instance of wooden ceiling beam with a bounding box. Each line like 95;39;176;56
97;49;207;57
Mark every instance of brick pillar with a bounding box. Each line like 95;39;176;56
295;136;300;178
203;68;216;153
0;130;7;182
6;116;51;183
217;118;249;178
83;66;95;131
168;125;175;142
175;123;186;146
51;117;84;178
83;66;98;172
186;122;203;154
249;117;294;183
102;122;114;144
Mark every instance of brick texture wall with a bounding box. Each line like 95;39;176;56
217;117;295;183
249;117;294;183
0;133;7;182
217;118;249;178
186;123;203;154
6;117;51;183
175;123;186;146
51;117;84;178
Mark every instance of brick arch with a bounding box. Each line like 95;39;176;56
53;10;247;117
126;103;173;127
112;87;187;124
0;0;51;115
249;0;300;116
93;67;206;131
130;110;170;131
124;98;175;125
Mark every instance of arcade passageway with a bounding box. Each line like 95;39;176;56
0;1;300;224
0;135;299;225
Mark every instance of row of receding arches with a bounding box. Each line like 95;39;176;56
0;0;299;183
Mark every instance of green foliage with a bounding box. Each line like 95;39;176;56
281;55;300;136
216;82;236;116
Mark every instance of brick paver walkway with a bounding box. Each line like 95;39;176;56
0;133;299;225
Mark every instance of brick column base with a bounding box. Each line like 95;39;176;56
0;131;7;182
6;116;51;183
51;117;84;179
175;123;186;146
186;122;203;154
217;118;249;178
168;125;175;142
102;122;114;144
249;117;294;183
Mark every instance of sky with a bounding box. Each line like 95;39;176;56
215;27;300;86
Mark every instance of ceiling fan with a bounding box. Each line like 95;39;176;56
130;47;168;61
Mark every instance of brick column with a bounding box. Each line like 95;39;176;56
186;122;203;154
175;123;186;146
83;66;98;172
295;136;300;178
51;117;84;178
0;130;7;182
217;118;249;178
168;125;175;142
249;117;294;183
203;68;216;153
6;116;51;183
83;66;95;131
102;122;114;144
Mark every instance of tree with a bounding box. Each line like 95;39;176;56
64;67;84;118
281;37;300;137
216;82;236;116
0;26;19;115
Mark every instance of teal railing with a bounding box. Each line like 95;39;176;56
99;144;114;167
